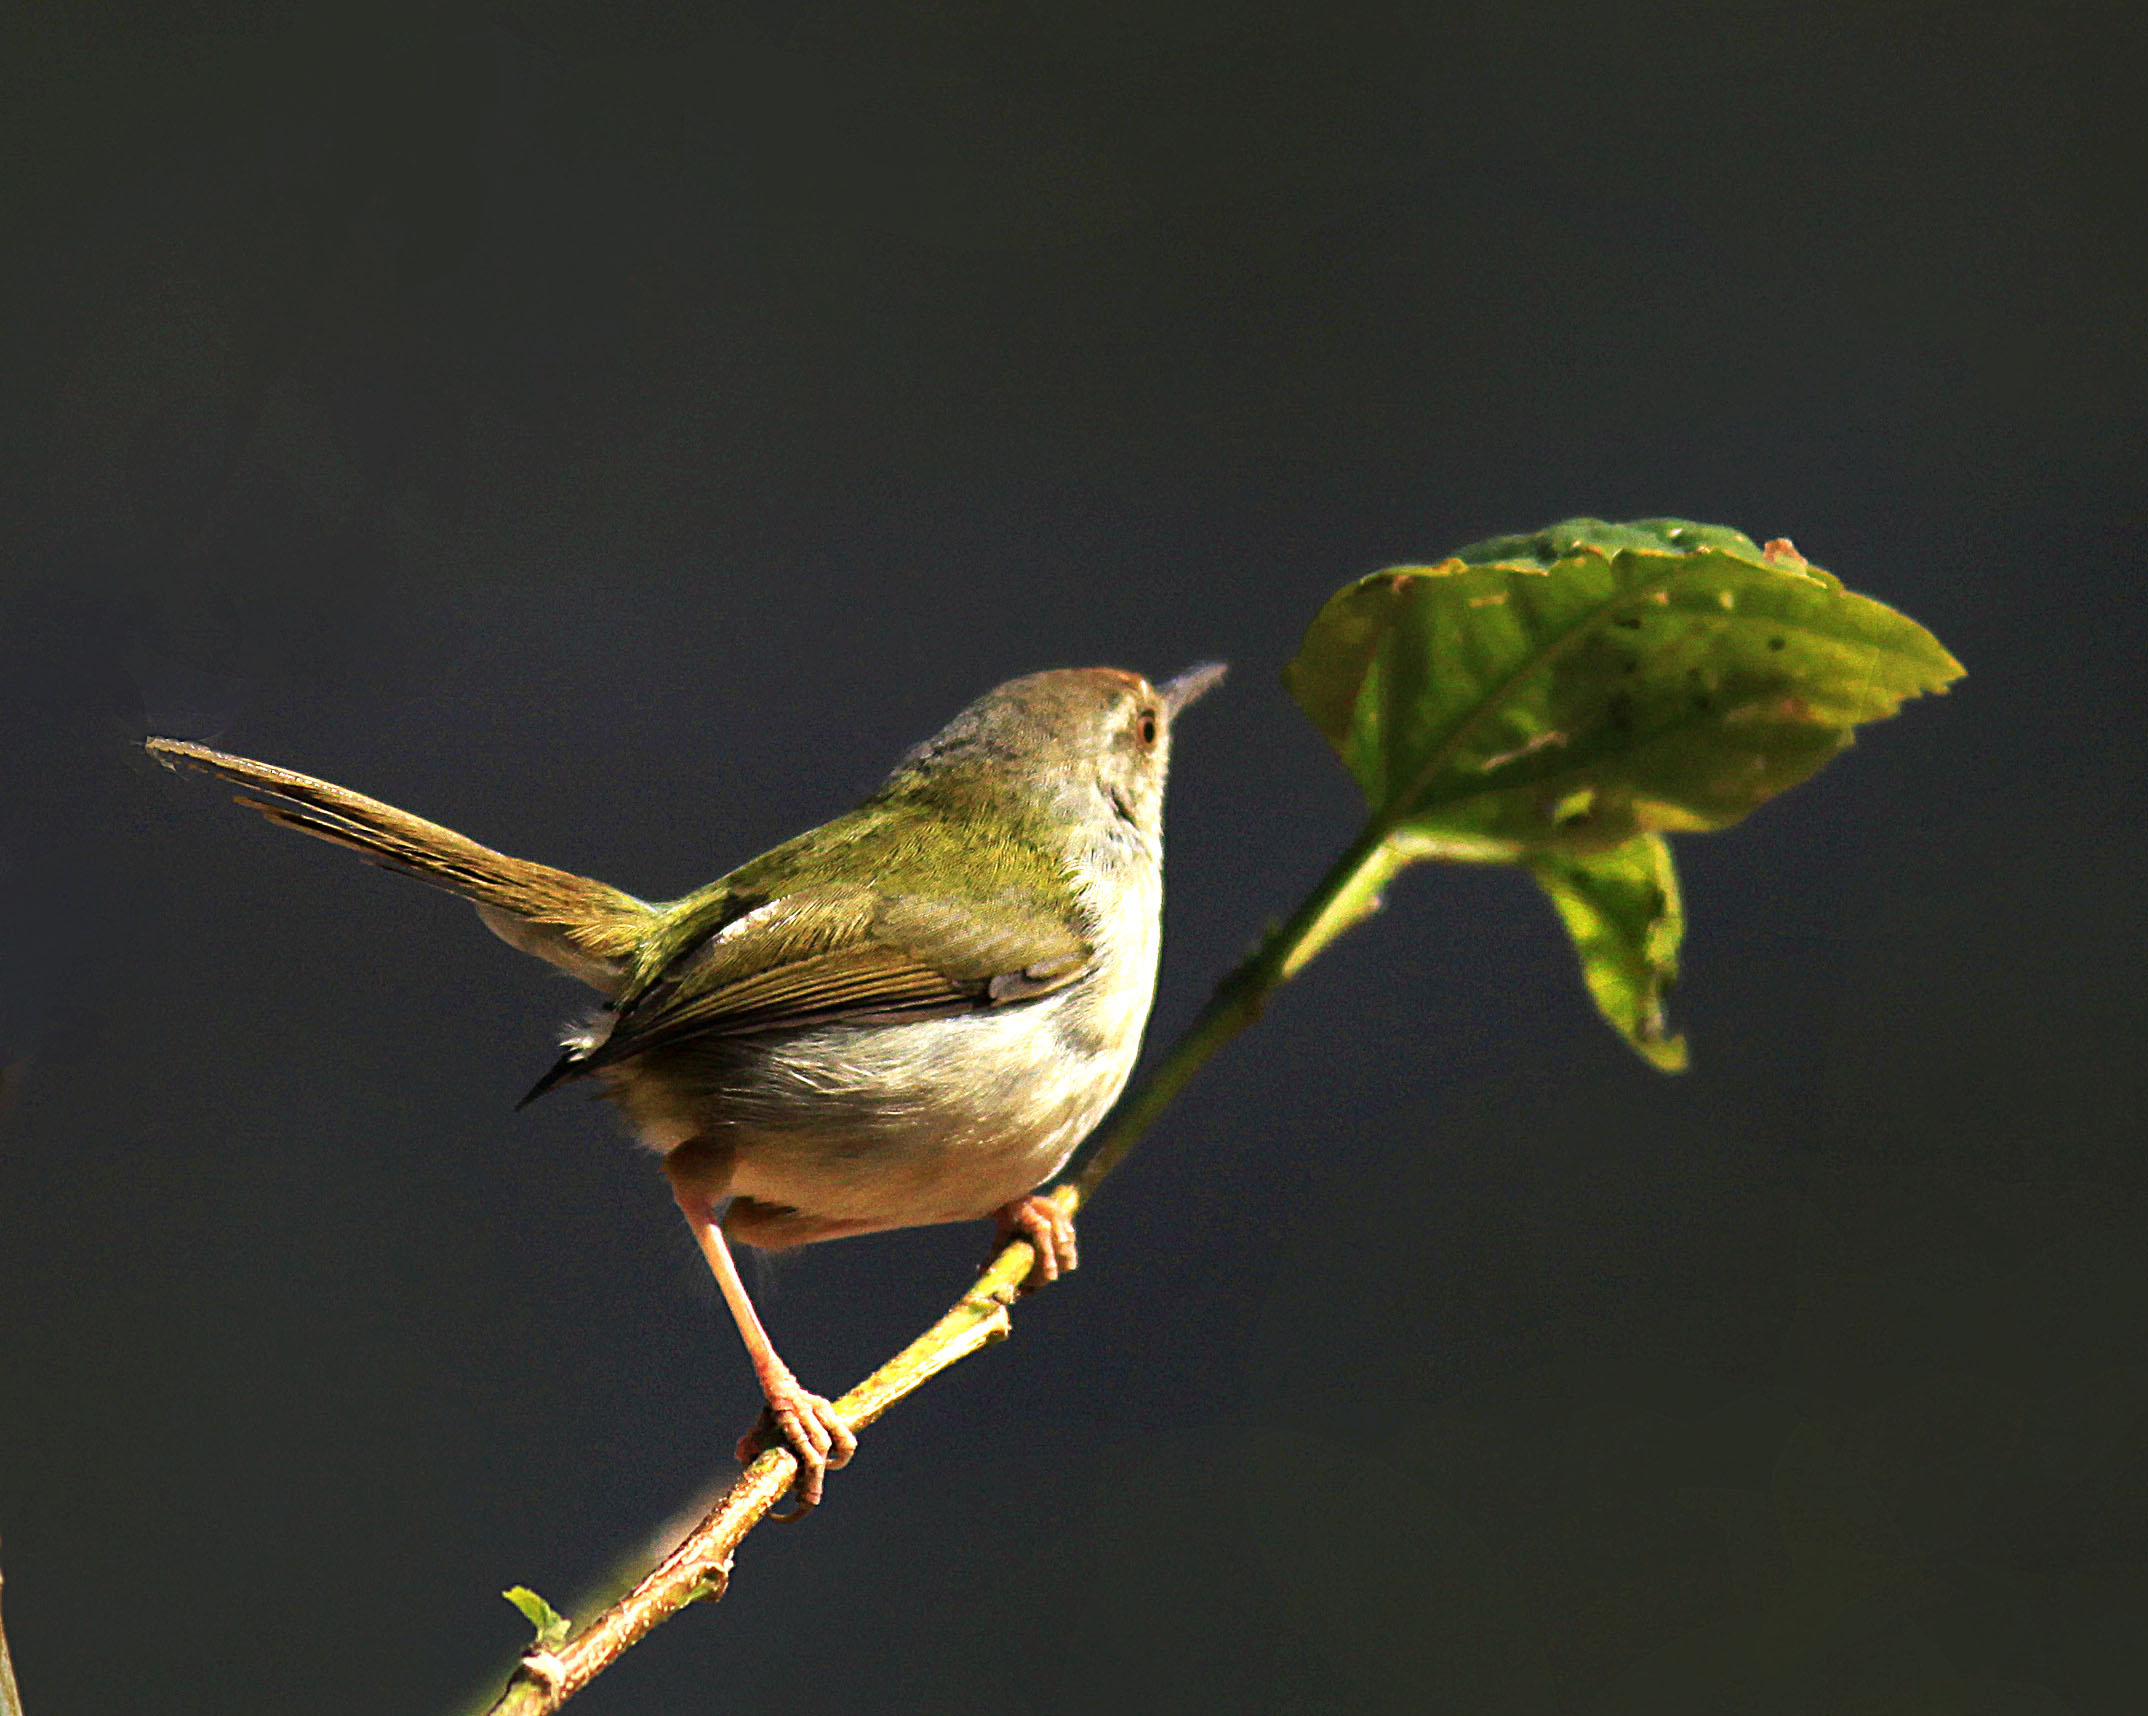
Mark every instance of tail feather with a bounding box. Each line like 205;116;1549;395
148;737;652;990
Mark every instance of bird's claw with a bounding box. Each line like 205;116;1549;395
993;1193;1078;1293
738;1382;856;1518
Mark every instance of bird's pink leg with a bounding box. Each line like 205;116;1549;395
992;1192;1079;1292
665;1144;856;1514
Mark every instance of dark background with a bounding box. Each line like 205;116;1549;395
3;3;2144;1712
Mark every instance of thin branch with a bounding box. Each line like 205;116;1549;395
1;1542;26;1716
2;1078;24;1716
476;821;1405;1716
482;1252;1024;1716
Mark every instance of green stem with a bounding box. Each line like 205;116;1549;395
473;819;1405;1716
1073;820;1399;1199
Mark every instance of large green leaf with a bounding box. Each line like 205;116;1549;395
1284;517;1962;1065
1285;517;1962;859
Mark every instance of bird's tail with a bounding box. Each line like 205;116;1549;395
147;737;652;991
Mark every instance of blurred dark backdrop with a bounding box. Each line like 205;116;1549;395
3;4;2144;1712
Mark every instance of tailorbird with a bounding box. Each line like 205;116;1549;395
149;662;1225;1508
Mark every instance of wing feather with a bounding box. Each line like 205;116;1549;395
523;881;1093;1099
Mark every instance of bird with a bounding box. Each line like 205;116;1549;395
148;662;1225;1509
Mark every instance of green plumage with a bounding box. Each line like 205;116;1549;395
531;794;1094;1098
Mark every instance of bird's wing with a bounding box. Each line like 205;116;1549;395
522;883;1092;1099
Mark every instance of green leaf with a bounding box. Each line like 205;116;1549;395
1284;516;1962;859
503;1585;571;1652
1529;834;1687;1070
1283;517;1961;1067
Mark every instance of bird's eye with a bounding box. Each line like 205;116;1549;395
1136;708;1159;748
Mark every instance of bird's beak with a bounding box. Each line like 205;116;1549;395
1158;661;1229;716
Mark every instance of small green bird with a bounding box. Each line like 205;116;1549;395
149;663;1224;1508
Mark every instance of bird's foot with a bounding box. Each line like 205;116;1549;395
738;1379;856;1518
993;1193;1078;1293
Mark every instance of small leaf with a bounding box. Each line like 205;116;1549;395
503;1585;571;1652
1284;517;1962;858
1529;834;1687;1070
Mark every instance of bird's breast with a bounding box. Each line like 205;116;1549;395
1058;838;1164;1063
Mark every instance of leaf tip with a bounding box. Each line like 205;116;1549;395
1635;1031;1691;1074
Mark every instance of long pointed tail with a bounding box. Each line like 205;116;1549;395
147;737;652;990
